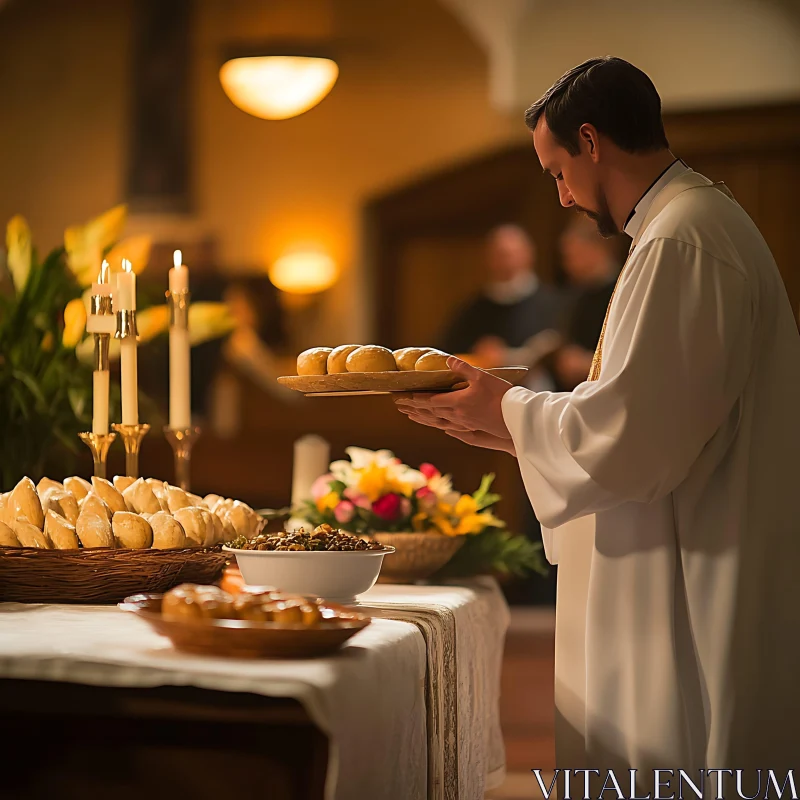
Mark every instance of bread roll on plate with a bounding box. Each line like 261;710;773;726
297;347;333;375
327;344;361;374
393;347;431;371
415;350;451;371
345;345;397;373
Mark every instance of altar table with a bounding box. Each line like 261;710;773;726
0;577;509;800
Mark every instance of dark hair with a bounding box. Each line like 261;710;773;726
524;57;669;155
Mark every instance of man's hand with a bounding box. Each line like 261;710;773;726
394;357;517;453
554;344;593;389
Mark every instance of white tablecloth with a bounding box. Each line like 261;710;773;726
0;577;509;800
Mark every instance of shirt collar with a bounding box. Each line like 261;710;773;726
484;272;539;305
623;159;689;240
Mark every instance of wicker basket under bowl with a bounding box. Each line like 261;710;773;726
0;546;228;604
368;532;464;584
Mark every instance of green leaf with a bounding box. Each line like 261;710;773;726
472;473;501;509
432;528;548;580
67;387;86;419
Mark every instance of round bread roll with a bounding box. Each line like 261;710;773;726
10;476;43;530
113;475;136;494
345;345;397;373
122;478;161;515
393;347;432;371
13;517;52;549
91;476;127;514
44;510;79;550
166;485;192;514
37;477;63;496
40;488;80;526
146;479;170;512
81;492;112;521
300;602;323;626
0;520;21;548
150;511;188;549
267;599;305;625
184;491;208;509
64;476;92;503
415;350;451;371
112;511;154;549
76;497;115;549
172;506;211;547
162;584;234;621
297;347;333;376
327;344;361;374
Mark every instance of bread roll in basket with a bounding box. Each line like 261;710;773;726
0;475;266;604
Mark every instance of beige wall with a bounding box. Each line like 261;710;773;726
513;0;800;111
0;0;524;344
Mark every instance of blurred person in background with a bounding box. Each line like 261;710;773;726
438;224;563;383
547;217;620;391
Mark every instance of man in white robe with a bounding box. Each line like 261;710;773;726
396;56;800;795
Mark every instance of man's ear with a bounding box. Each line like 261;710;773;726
579;123;600;162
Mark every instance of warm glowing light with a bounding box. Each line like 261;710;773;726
173;249;182;269
99;260;110;283
219;56;338;120
122;258;132;273
269;250;339;294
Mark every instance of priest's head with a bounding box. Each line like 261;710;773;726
525;57;672;238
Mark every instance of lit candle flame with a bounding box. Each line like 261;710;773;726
99;260;110;283
122;258;132;273
173;250;182;269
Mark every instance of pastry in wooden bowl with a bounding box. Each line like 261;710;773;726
345;345;397;372
120;584;371;658
297;347;333;375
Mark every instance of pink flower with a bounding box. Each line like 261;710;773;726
311;473;335;502
343;487;372;510
334;500;356;524
416;486;438;509
372;493;403;522
419;463;440;481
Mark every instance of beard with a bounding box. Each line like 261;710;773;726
574;189;618;238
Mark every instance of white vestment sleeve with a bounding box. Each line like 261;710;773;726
502;237;753;539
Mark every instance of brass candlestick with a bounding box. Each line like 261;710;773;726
163;426;201;491
77;431;117;479
111;423;150;478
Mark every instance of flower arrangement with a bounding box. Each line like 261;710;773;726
299;447;546;579
0;206;235;490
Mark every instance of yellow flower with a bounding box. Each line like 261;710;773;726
65;204;127;286
453;494;478;518
6;215;32;292
62;298;87;347
189;302;236;345
136;305;170;344
317;491;339;512
104;234;152;276
357;463;390;502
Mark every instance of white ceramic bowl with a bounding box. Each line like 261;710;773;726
222;545;395;604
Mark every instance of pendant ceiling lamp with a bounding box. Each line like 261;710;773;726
220;47;338;121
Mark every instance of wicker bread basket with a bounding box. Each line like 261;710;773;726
0;546;228;604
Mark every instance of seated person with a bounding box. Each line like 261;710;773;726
437;224;564;377
547;217;620;391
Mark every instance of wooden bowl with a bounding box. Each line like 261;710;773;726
119;593;371;659
368;532;465;584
